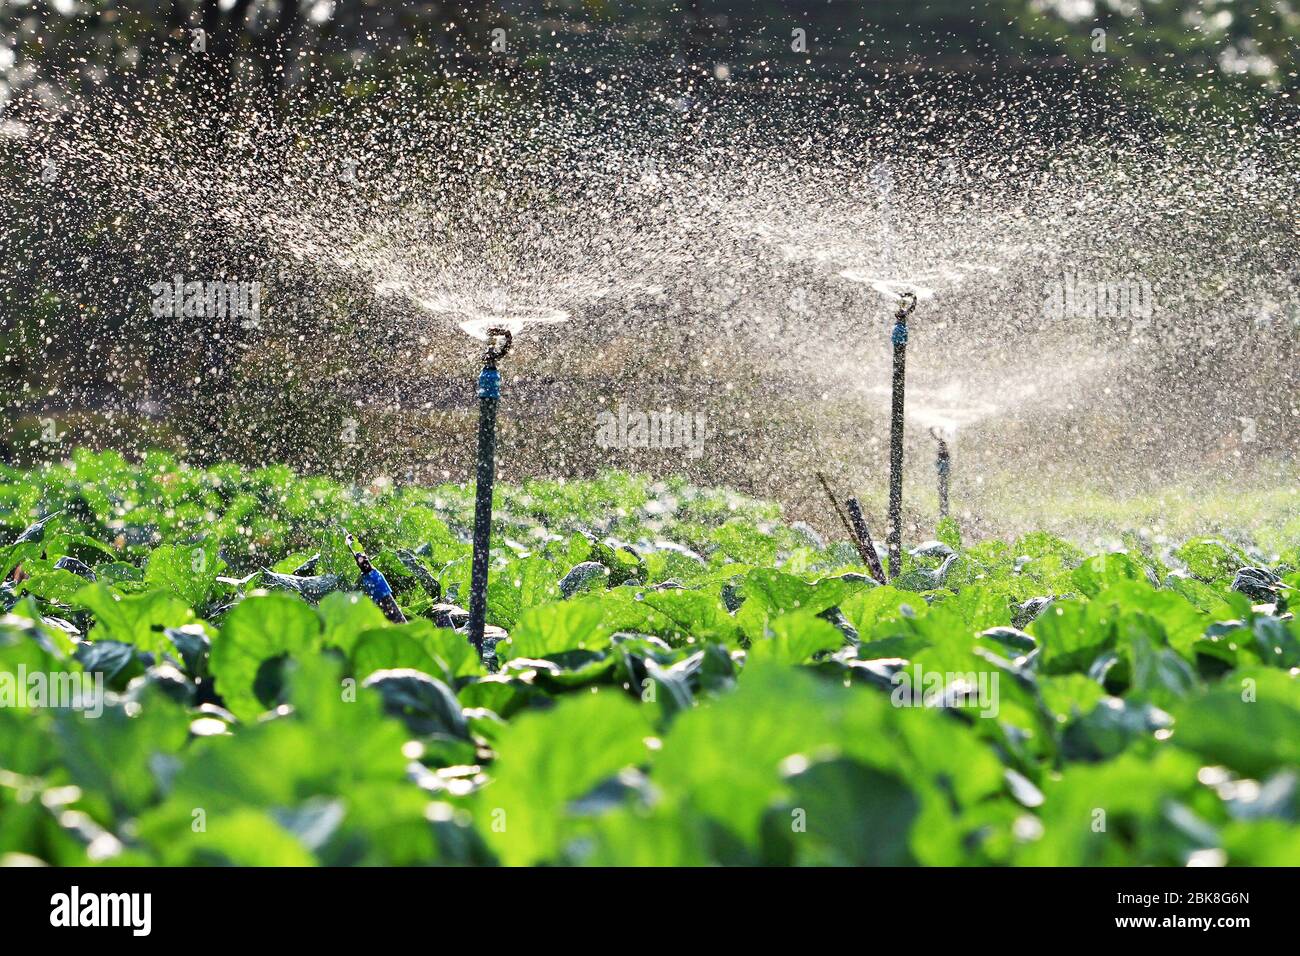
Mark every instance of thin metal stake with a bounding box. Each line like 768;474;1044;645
846;497;888;585
816;472;885;584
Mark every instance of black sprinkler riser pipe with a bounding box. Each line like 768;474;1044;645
887;314;907;580
936;438;950;520
467;338;507;652
467;391;498;649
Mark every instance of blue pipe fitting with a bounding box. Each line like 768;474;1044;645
892;321;908;347
477;367;501;400
359;567;394;602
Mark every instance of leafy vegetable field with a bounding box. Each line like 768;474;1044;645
1;450;1297;866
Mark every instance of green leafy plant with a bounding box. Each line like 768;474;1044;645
0;451;1296;867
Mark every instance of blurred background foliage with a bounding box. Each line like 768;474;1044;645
2;0;1294;110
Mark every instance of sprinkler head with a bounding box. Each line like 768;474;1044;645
894;291;918;323
891;291;916;347
931;428;950;465
343;529;374;572
482;326;513;366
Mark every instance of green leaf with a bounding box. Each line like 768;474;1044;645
144;541;226;608
1039;673;1108;723
347;619;482;682
501;598;606;661
158;809;320;866
1240;616;1300;669
652;662;843;850
363;669;468;739
568;805;713;866
1012;531;1084;565
1071;551;1148;597
72;584;196;657
424;627;485;679
56;533;119;562
636;588;740;645
1174;538;1249;585
935;583;1015;630
488;555;561;629
209;593;322;721
473;692;650;865
52;689;191;824
351;627;443;681
1116;618;1201;704
1172;669;1300;777
318;592;390;655
707;520;778;565
936;516;963;551
1222;820;1300;866
135;659;411;864
1014;749;1203;865
1030;598;1118;675
840;585;923;640
749;612;845;664
778;758;919;865
20;568;94;604
733;569;847;641
0;541;41;581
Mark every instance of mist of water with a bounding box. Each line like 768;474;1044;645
4;66;1296;544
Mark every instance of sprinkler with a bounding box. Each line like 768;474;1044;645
467;326;513;652
930;427;950;520
886;291;917;580
346;531;406;624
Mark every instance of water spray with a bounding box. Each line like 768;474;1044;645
886;291;917;580
930;428;950;520
467;327;513;652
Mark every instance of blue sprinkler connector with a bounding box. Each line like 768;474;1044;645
477;367;501;400
892;321;909;347
345;530;406;624
359;567;394;602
